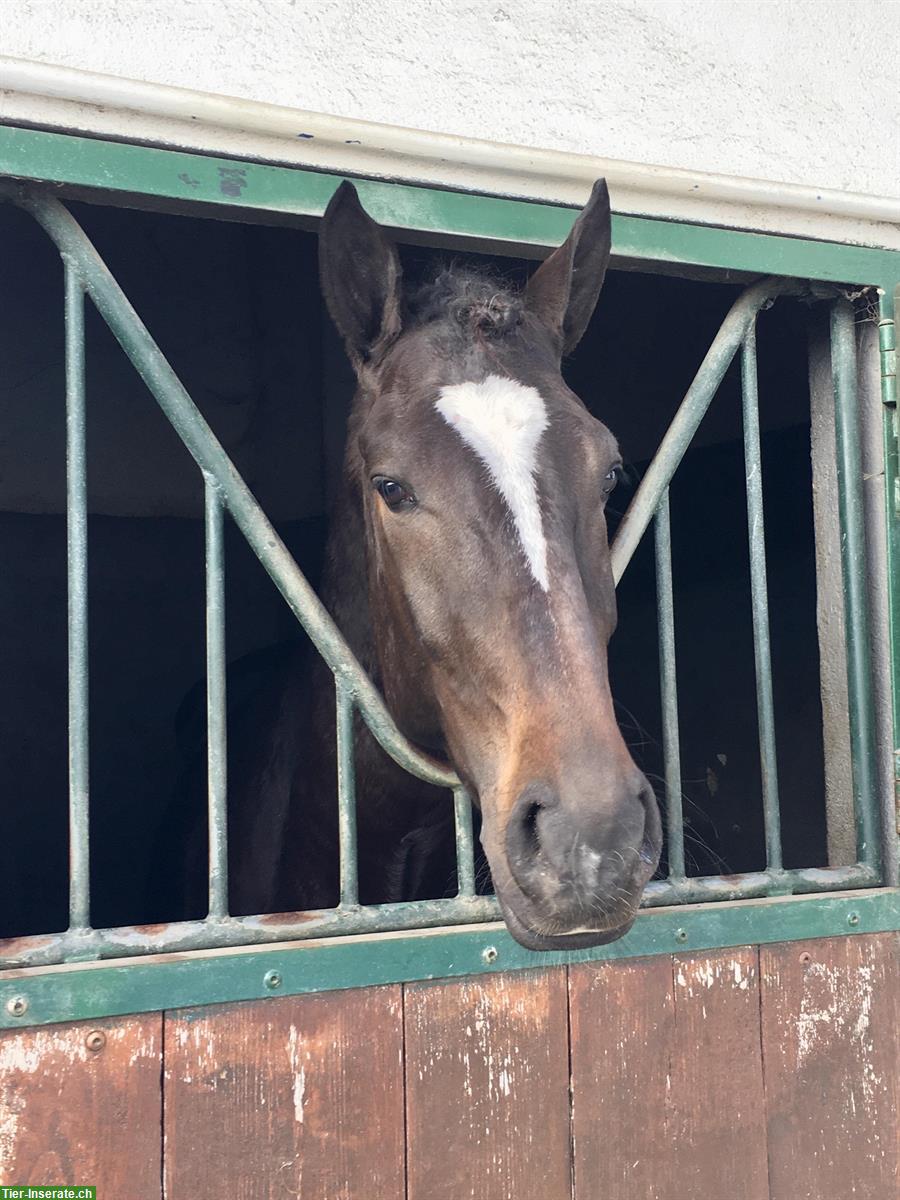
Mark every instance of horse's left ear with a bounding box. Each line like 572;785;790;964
525;178;611;356
319;180;403;370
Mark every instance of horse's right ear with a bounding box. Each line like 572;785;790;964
319;181;403;370
525;178;611;357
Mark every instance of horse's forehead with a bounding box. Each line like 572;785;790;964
427;369;615;461
435;374;549;456
375;344;616;466
432;374;554;589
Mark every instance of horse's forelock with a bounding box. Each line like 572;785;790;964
406;267;524;340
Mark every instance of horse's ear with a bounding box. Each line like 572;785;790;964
525;178;611;356
319;180;403;369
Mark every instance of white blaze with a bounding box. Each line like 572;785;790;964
436;374;550;590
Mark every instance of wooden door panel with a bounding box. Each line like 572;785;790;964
570;948;768;1200
0;1012;162;1198
404;967;571;1200
761;932;899;1200
165;986;405;1200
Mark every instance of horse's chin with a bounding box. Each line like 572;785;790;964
496;894;638;952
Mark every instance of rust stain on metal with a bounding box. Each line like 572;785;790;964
255;911;317;927
0;934;54;958
131;922;173;936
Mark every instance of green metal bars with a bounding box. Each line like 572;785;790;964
0;182;889;970
610;279;801;584
741;324;784;872
831;301;881;872
65;263;90;934
638;297;884;907
453;786;478;897
653;488;685;881
336;678;359;908
877;291;900;888
204;476;229;920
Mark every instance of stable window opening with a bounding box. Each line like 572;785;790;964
0;182;887;963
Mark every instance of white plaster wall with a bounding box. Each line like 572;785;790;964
4;0;898;198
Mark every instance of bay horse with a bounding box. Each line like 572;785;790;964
217;179;662;950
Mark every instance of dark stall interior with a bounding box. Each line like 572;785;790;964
0;196;825;938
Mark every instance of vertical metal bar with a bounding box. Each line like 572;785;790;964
336;677;358;906
654;489;685;879
65;262;91;931
204;475;228;918
741;326;783;871
612;278;802;583
453;786;477;897
809;315;856;867
15;191;459;790
831;300;881;873
877;293;900;886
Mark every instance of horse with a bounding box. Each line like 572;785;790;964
190;178;662;951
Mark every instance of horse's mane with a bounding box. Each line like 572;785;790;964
405;266;525;338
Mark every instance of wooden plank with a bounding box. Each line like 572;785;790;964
404;967;570;1200
570;948;768;1200
164;985;404;1200
0;1013;162;1197
666;947;768;1198
761;932;899;1199
570;955;674;1200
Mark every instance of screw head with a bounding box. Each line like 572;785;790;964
674;929;688;944
264;969;282;990
799;951;812;965
847;912;860;927
85;1030;106;1052
5;996;27;1017
481;945;499;965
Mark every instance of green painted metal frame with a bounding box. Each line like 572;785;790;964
742;324;783;870
0;124;897;1010
204;476;228;920
877;288;900;876
1;889;896;1030
619;286;885;899
1;125;900;288
64;262;90;934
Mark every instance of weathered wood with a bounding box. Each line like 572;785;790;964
570;954;674;1199
404;967;570;1200
0;1013;162;1197
571;948;767;1200
666;947;768;1198
164;985;404;1200
6;935;895;1200
761;932;899;1199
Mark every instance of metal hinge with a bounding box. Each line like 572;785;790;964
878;316;900;515
879;317;896;406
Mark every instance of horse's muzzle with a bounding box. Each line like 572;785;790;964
493;773;662;950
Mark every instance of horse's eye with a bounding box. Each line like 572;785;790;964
603;465;622;495
373;476;416;511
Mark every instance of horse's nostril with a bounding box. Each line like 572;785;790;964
506;785;557;873
521;802;541;856
505;776;657;905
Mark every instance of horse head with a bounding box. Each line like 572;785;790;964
319;180;661;949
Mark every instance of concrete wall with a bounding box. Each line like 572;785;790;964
3;0;897;199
